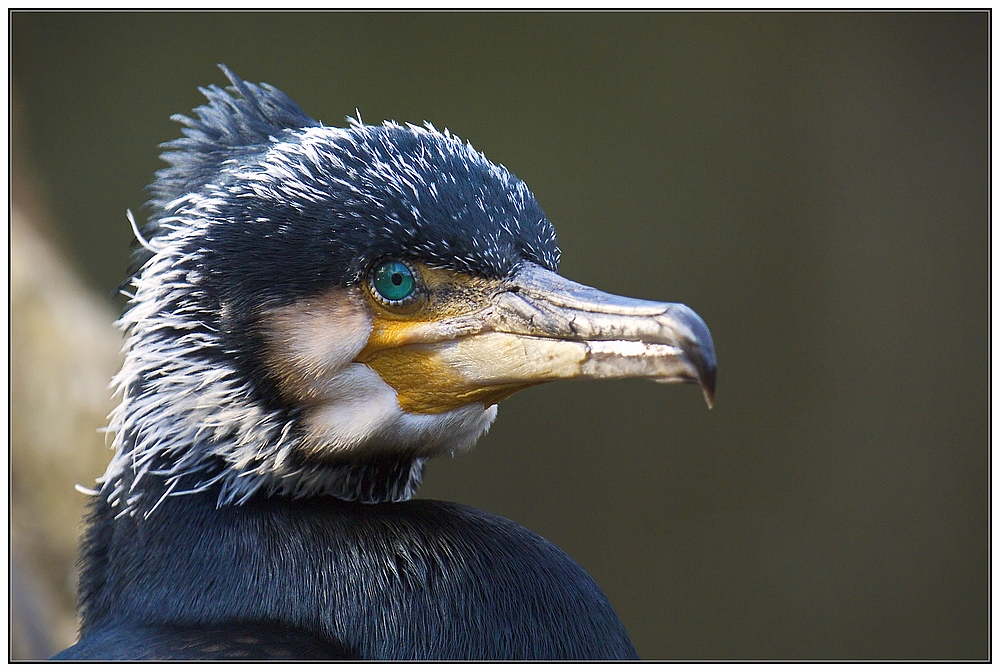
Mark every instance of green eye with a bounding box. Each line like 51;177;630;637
371;260;417;304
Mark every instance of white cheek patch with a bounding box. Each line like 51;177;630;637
264;288;373;399
301;363;498;458
264;290;497;459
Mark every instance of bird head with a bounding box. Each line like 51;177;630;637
100;66;716;514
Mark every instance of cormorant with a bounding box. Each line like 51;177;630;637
54;66;716;660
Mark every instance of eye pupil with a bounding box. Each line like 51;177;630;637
372;261;416;303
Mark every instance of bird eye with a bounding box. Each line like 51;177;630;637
370;260;418;305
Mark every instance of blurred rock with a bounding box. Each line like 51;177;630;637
11;94;123;659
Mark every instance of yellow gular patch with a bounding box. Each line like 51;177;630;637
361;345;538;414
355;263;517;414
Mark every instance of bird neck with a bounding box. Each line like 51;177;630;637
98;440;427;515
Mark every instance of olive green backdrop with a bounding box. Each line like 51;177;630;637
11;12;988;659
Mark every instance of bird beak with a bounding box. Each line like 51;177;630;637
486;263;716;407
359;262;716;413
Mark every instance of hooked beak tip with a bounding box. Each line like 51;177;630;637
669;303;716;410
702;364;716;409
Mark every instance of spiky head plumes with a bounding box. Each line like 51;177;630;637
100;67;559;516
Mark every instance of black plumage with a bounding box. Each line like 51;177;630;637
58;485;634;659
55;66;715;660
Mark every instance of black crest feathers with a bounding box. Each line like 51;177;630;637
128;66;319;279
150;65;319;210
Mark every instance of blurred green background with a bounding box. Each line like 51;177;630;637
10;12;988;659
